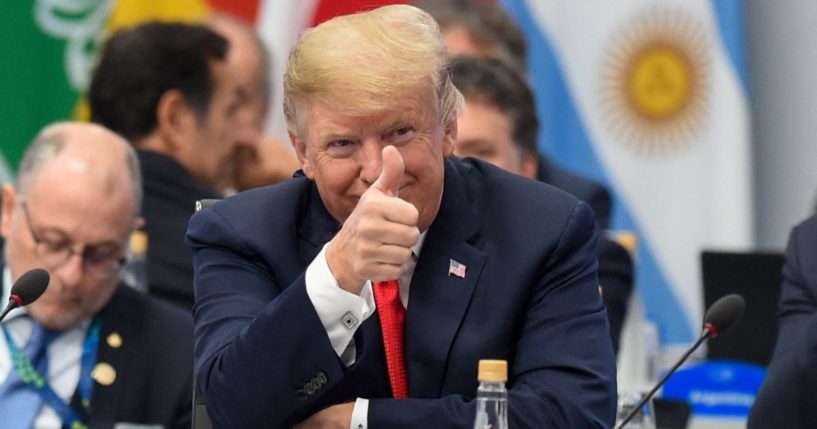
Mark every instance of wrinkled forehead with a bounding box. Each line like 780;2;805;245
24;155;135;220
293;84;440;135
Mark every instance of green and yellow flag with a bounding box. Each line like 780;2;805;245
0;0;209;182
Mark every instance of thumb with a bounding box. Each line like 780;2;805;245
371;145;404;197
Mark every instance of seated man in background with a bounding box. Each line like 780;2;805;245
416;0;613;229
89;21;295;310
207;14;301;192
0;122;192;428
450;56;634;354
188;5;616;428
748;214;817;428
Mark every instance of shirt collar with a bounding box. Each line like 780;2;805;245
412;230;427;259
1;266;28;321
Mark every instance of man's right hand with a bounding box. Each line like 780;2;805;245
326;145;420;294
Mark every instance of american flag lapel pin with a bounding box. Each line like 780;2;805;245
448;259;466;279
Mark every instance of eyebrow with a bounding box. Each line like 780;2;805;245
34;226;124;251
318;132;357;144
457;138;495;150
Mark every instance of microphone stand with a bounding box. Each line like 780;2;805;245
616;327;712;429
0;296;23;323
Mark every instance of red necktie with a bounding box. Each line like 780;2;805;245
373;280;408;398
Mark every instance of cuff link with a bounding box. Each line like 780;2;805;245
341;311;359;329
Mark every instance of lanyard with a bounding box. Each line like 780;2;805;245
2;317;101;429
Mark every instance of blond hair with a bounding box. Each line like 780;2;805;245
283;4;462;132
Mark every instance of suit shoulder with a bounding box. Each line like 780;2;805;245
188;177;312;237
793;214;817;241
450;157;596;236
455;157;587;215
788;214;817;263
215;177;312;217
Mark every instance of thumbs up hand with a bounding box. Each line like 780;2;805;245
326;146;420;294
371;144;404;197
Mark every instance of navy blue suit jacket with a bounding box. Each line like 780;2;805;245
749;215;817;428
187;157;617;428
139;150;220;310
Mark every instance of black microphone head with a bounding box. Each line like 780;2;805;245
10;268;50;306
703;293;745;337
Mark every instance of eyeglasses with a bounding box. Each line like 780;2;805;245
20;201;126;279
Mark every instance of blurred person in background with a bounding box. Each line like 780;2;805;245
417;0;613;229
0;122;192;429
450;55;633;354
208;14;300;192
89;21;296;310
749;214;817;429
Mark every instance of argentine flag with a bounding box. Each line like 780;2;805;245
502;0;752;349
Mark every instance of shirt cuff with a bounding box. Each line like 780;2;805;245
350;398;369;429
305;243;376;358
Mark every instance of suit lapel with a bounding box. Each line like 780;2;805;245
404;160;487;397
295;164;489;397
298;183;341;267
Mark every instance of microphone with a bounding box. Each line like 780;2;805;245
616;293;745;429
0;268;50;322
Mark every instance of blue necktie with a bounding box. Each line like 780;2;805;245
0;320;59;428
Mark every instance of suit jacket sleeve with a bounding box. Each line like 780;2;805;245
749;216;817;428
368;202;616;428
188;207;346;428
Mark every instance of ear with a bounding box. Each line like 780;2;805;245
155;89;198;153
520;151;539;180
442;119;458;158
1;184;18;240
288;130;314;179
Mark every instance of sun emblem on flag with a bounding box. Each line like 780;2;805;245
599;8;710;154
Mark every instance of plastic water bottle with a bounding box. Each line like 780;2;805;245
473;359;509;429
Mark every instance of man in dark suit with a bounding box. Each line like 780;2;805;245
0;122;192;428
450;56;633;353
89;21;297;310
187;5;616;428
748;214;817;428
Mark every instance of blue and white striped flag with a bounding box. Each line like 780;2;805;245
502;0;752;347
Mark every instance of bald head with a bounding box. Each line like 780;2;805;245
18;122;142;220
1;122;142;330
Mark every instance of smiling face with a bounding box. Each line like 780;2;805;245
290;86;456;232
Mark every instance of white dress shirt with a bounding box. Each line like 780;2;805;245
304;233;426;429
1;267;87;429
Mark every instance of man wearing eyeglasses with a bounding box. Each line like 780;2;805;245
0;122;193;428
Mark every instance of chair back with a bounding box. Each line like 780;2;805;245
701;251;784;366
191;199;219;429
